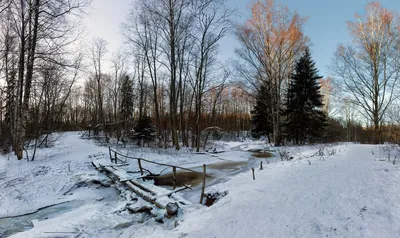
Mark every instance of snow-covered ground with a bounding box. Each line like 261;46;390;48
1;132;400;237
168;144;400;238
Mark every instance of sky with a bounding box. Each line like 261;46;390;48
83;0;400;78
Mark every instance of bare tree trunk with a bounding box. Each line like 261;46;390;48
168;0;180;150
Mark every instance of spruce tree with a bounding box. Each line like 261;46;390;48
132;116;156;146
285;48;327;144
119;75;134;122
251;83;273;142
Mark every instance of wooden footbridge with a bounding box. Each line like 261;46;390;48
91;147;208;214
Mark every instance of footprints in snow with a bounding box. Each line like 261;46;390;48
358;206;367;220
313;206;368;237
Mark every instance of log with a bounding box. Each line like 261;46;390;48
129;179;157;196
126;205;153;214
102;166;135;182
154;184;192;199
166;202;179;217
91;160;104;171
125;181;165;209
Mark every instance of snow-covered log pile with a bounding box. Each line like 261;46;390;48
90;154;192;221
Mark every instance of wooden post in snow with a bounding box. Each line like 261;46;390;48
260;161;263;170
114;151;118;164
200;164;206;204
138;159;143;176
173;166;177;190
252;168;255;180
108;147;112;162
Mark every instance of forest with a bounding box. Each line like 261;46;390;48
3;1;400;238
0;0;399;160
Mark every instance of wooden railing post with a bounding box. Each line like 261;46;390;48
114;151;118;164
108;147;112;162
173;166;177;190
200;164;206;204
138;159;143;176
260;161;263;170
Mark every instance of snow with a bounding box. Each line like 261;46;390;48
167;144;400;238
1;133;400;237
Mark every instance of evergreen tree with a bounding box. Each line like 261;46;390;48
132;116;156;146
251;83;273;142
119;75;134;122
285;48;327;144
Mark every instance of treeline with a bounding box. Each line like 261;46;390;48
0;0;257;158
1;0;399;160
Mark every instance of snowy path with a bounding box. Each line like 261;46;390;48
171;145;400;238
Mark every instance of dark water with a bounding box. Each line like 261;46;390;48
0;200;82;237
155;151;278;191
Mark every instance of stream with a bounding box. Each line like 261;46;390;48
0;150;277;237
153;151;279;202
0;200;83;237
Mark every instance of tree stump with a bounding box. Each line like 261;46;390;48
165;202;179;217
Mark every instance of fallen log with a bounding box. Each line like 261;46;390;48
126;205;153;214
129;179;157;196
125;181;165;209
91;160;104;171
102;166;136;182
153;184;192;199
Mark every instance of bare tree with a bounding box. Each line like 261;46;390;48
190;0;232;151
122;3;164;145
202;68;229;150
110;51;127;140
136;0;196;150
88;38;108;137
331;2;400;144
0;0;88;159
235;0;308;146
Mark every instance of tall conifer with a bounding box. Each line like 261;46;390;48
285;48;326;144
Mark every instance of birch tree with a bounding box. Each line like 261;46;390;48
332;2;400;144
0;0;88;159
235;0;308;146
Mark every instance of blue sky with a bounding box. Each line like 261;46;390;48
83;0;400;78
